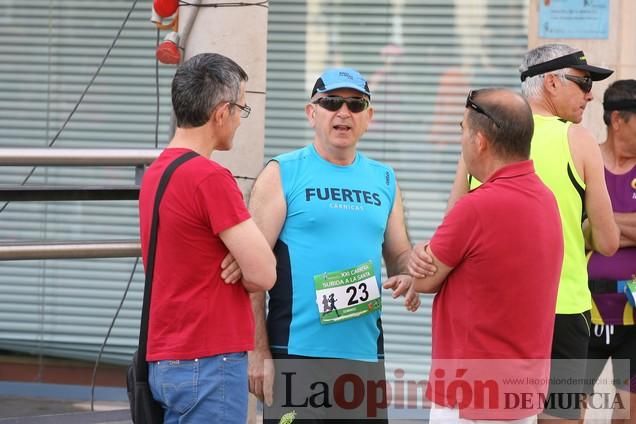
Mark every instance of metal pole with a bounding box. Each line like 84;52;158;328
0;186;140;202
0;240;141;260
0;148;161;166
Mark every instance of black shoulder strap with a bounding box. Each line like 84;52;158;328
137;150;199;367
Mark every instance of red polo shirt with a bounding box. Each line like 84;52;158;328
139;148;254;361
427;160;563;419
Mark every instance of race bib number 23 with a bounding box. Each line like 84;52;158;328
314;261;381;325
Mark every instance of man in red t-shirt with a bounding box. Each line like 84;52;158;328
138;53;276;424
409;89;563;423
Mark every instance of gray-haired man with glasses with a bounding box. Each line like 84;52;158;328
138;52;275;424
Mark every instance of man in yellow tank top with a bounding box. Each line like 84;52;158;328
445;44;620;423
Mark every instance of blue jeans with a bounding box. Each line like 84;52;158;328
149;352;248;424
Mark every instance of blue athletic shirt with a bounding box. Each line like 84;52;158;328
267;144;396;361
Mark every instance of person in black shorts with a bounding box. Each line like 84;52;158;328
583;79;636;423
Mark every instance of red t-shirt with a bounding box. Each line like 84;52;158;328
427;160;563;419
139;148;253;361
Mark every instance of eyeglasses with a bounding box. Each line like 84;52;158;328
563;74;593;93
465;90;501;128
312;96;370;113
229;102;251;118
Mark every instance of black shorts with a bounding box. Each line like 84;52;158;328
263;352;389;424
585;324;636;393
543;311;591;419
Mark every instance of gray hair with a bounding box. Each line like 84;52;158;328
519;44;578;98
172;53;248;128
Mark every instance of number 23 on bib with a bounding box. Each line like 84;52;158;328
313;261;382;325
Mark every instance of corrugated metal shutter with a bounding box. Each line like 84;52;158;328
0;0;529;373
0;0;174;364
265;0;529;382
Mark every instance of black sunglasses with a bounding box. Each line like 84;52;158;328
563;74;593;93
312;96;370;113
465;90;501;128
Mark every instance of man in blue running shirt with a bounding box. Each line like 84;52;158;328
247;67;429;423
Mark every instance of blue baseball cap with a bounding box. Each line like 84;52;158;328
311;67;371;99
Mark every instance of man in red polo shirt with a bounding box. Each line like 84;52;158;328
409;88;563;423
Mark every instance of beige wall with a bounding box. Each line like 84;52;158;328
528;0;635;142
179;1;269;198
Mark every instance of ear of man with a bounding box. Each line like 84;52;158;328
610;110;619;131
211;103;229;126
474;129;489;154
365;104;374;122
543;73;560;96
305;103;317;126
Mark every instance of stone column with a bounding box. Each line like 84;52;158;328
179;1;269;199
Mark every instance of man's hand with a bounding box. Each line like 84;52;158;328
383;274;421;312
404;285;421;312
220;252;242;284
248;348;275;406
408;242;435;278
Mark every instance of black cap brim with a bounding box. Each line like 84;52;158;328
570;64;613;81
520;50;615;82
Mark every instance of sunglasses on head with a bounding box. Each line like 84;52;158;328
563;74;593;93
465;90;501;128
312;96;370;113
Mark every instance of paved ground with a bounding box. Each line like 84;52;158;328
0;381;130;423
0;380;431;423
0;396;421;424
0;395;617;423
0;398;130;423
0;378;615;423
0;393;432;423
0;397;128;419
0;353;618;422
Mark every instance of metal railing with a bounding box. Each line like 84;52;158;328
0;148;160;260
0;148;160;166
0;240;141;260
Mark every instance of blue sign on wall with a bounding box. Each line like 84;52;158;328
539;0;609;39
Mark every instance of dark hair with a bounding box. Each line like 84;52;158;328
603;79;636;126
466;88;534;160
171;53;248;128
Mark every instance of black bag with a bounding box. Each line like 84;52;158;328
127;350;164;423
127;151;199;424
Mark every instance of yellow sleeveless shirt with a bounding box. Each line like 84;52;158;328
468;115;589;314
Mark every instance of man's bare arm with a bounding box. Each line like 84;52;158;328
570;125;620;256
246;161;286;405
381;184;427;311
409;243;453;294
219;219;276;292
447;153;470;213
382;185;413;276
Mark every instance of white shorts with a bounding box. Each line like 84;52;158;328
429;403;537;424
